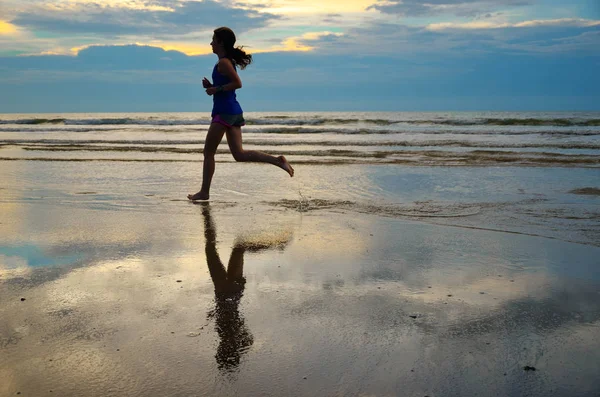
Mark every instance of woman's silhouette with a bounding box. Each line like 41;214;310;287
201;204;293;372
188;27;293;202
201;204;253;372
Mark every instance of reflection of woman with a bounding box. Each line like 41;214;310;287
201;204;253;372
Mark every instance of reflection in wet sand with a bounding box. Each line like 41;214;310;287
1;152;600;396
201;204;292;373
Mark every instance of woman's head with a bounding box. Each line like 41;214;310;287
211;26;253;69
213;27;236;51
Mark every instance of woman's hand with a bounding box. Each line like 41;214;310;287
206;86;217;96
202;77;212;88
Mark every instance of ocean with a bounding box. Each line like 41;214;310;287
1;111;599;246
1;111;599;166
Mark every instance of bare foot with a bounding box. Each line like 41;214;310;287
278;156;294;177
188;191;209;201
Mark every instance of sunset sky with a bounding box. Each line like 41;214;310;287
1;0;599;112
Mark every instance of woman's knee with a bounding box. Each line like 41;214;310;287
231;150;248;162
203;150;216;158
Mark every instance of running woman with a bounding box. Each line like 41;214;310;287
188;27;294;201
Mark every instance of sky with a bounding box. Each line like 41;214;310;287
0;0;599;112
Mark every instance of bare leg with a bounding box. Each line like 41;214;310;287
226;126;294;177
227;247;245;282
188;123;227;201
202;204;227;288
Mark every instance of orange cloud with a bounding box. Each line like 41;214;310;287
253;31;343;53
151;43;213;56
0;20;18;35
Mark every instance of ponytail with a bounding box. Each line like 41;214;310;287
228;46;252;70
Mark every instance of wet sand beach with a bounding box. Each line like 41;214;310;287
1;157;599;396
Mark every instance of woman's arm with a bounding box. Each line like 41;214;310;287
206;58;242;95
217;58;242;91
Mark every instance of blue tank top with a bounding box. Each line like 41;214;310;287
211;62;243;116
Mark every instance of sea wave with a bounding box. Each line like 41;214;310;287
0;127;129;133
0;118;211;126
2;117;599;127
3;150;598;167
399;118;600;127
9;140;600;150
245;127;600;136
2;126;599;136
245;118;398;126
0;117;396;126
267;198;484;217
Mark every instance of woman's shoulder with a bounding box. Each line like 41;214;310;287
218;57;234;66
217;57;237;74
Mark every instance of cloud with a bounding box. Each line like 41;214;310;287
276;31;344;51
427;17;600;30
0;20;18;35
367;0;532;17
420;19;600;54
515;18;600;27
238;0;375;14
1;20;598;112
10;0;278;36
0;45;206;86
1;42;597;87
296;16;600;57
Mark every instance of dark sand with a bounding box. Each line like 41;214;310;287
1;161;600;396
